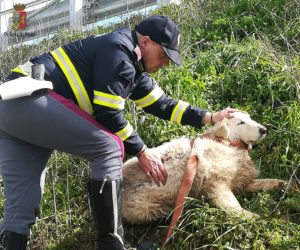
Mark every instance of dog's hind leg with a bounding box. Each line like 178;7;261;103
243;179;287;192
206;182;257;219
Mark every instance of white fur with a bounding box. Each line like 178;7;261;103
122;112;285;223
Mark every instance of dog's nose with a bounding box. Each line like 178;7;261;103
259;127;267;135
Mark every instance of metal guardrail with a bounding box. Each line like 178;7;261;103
1;0;157;45
0;0;178;49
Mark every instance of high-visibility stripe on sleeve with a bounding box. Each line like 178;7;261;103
11;67;28;76
170;100;189;124
93;90;125;110
115;123;134;141
133;85;164;108
50;47;93;114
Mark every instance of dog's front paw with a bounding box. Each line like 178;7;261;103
228;209;259;220
240;210;259;220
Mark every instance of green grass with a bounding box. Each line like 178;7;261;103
0;0;300;249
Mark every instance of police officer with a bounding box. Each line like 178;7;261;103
0;15;240;249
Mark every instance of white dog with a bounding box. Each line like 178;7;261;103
122;112;286;224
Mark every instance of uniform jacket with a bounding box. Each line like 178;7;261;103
9;27;207;155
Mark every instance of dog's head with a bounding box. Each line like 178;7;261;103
203;112;267;148
227;112;267;145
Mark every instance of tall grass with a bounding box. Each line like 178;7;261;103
0;0;299;249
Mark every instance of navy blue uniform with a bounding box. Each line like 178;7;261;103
12;27;207;155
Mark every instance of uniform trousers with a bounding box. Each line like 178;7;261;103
0;90;124;235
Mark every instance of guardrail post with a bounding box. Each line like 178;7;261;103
69;0;82;31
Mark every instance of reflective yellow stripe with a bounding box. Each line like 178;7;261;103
50;47;93;114
115;123;133;141
170;100;189;124
11;67;28;76
134;85;164;108
94;90;125;110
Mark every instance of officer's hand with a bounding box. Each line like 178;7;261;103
137;148;168;186
212;107;247;124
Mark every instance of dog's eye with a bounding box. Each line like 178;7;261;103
238;121;245;125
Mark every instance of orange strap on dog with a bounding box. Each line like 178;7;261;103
163;139;199;245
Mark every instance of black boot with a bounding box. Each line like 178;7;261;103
88;177;129;250
0;231;27;250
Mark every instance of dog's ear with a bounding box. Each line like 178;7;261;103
211;118;230;139
202;118;230;139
